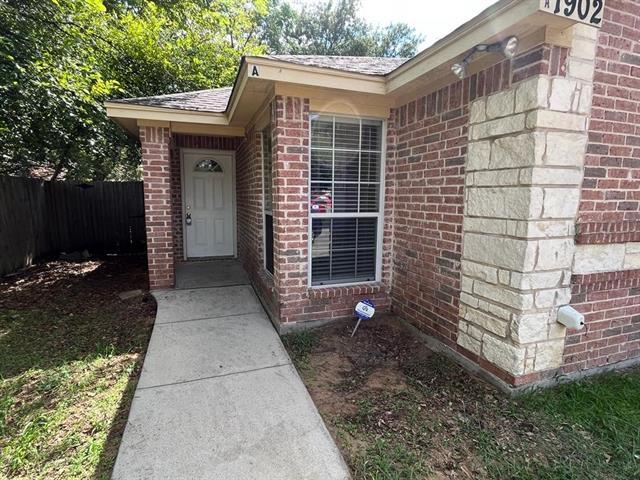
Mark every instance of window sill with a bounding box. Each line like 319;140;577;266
308;282;383;300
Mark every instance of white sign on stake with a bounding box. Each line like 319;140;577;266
351;299;375;337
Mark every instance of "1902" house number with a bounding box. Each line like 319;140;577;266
542;0;604;26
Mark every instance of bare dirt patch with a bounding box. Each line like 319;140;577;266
286;315;636;479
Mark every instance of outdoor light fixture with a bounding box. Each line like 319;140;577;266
451;36;519;79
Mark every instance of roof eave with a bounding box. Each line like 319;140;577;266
105;101;230;126
385;0;580;93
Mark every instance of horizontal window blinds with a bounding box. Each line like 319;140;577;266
310;115;382;286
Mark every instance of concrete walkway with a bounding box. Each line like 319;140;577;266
112;271;350;479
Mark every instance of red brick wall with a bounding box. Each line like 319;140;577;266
235;126;278;316
578;0;640;241
566;0;640;372
272;95;391;325
390;46;569;349
565;271;640;372
168;134;240;261
139;125;174;289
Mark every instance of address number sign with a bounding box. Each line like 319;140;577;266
540;0;605;27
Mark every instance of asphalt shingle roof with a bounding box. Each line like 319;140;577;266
110;56;408;112
110;87;232;113
260;55;408;75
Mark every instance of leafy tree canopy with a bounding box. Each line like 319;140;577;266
0;0;420;181
262;0;422;57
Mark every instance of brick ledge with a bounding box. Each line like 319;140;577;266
308;283;384;300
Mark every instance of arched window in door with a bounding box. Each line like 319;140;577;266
194;159;223;172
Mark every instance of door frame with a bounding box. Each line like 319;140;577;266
180;148;237;260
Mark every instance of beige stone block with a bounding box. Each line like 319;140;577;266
511;312;550;344
535;288;572;309
462;260;498;283
465;173;475;186
473;280;534;310
515;220;575;239
510;270;563;290
470;114;526;140
542;188;581;219
472;170;520;186
457;331;482;355
545;132;587;167
515;76;549;113
463;232;537;271
526;110;586;131
460;292;479;309
519;167;583;186
549;78;577;112
467;187;543;220
568;58;595;82
461;275;475;293
573;244;626;274
486;90;516;120
498;270;510;285
534;339;565;371
536;238;575;270
626;243;640;254
469;98;486;124
524;357;537;374
491;132;545;169
458;317;469;333
548;322;567;340
624;243;640;270
572;23;598;41
463;217;507;235
466;141;491;171
463;306;508;337
467;324;485;341
482;335;526;375
575;84;593;115
571;37;597;61
477;299;513;321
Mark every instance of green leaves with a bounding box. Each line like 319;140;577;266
0;0;421;181
261;0;423;57
0;0;265;181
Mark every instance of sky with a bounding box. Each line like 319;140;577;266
295;0;499;50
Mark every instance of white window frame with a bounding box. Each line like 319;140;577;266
307;114;386;288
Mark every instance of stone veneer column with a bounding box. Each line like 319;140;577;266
457;26;598;381
139;124;175;290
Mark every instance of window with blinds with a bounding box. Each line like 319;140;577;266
262;128;274;275
310;115;383;286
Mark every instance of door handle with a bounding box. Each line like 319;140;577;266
185;213;192;226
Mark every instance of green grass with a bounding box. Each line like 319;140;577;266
0;308;151;479
460;370;640;480
519;370;640;478
281;330;317;369
354;438;430;480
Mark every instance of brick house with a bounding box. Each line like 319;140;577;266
107;0;640;391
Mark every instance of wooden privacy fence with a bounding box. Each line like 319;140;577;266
0;176;146;275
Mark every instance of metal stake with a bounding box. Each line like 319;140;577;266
351;318;362;337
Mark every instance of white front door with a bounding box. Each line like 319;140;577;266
183;151;235;258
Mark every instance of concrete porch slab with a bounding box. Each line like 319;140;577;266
137;312;290;388
112;364;349;480
153;285;263;324
175;260;249;289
